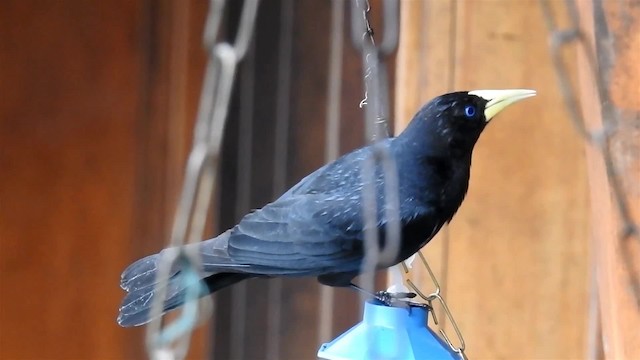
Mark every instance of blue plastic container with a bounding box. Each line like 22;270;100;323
317;300;459;360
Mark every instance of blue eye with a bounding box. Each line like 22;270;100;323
464;105;476;118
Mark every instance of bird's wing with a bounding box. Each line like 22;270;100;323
279;143;374;198
225;193;364;275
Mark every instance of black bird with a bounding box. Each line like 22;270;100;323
118;89;536;327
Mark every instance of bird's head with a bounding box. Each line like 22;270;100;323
399;89;536;158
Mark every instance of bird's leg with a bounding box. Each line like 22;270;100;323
348;283;377;298
349;283;417;306
375;290;417;304
376;291;431;312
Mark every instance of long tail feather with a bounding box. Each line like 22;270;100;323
117;235;254;327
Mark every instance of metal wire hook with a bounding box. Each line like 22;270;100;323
401;250;467;359
350;0;399;56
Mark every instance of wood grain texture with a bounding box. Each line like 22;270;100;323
0;1;145;358
578;0;640;358
0;1;209;358
394;0;591;358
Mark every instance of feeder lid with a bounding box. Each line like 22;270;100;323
317;300;459;360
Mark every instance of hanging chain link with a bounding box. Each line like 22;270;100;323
145;1;260;359
352;0;401;291
401;252;468;360
351;2;402;356
351;1;467;358
350;0;397;141
538;0;640;307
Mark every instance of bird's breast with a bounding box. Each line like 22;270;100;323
438;163;470;220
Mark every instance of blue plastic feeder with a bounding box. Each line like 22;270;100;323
317;300;459;360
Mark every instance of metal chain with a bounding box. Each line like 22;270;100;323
350;0;397;141
401;252;468;360
351;1;467;358
145;1;260;359
318;0;346;346
538;0;640;307
352;0;401;286
351;1;401;356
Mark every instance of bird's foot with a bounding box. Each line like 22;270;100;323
348;283;428;309
374;290;421;307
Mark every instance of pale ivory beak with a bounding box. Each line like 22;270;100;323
468;89;537;121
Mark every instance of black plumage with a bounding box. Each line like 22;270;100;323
117;89;535;327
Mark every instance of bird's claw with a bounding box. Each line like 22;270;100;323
375;290;425;308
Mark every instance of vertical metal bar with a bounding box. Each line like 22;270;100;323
439;0;458;336
324;0;345;164
229;28;256;360
272;3;293;194
318;0;345;345
587;262;601;360
266;1;294;359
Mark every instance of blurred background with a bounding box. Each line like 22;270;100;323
1;0;638;359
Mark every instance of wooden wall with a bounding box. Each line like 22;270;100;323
395;1;591;358
579;0;640;358
0;1;209;358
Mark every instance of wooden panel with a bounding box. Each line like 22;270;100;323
0;1;145;358
578;0;640;358
449;0;589;358
0;1;209;358
394;0;590;358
